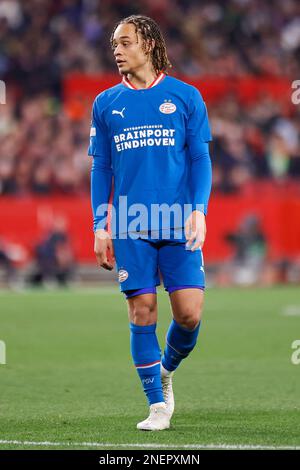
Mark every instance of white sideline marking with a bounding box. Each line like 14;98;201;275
0;440;299;450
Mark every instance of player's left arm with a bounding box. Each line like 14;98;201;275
185;87;212;251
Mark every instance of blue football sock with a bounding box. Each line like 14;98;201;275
162;319;201;372
130;322;164;406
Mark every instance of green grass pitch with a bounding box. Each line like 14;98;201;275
0;286;299;450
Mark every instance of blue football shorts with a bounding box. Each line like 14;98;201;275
112;228;205;297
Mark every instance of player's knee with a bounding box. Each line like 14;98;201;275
177;303;203;330
128;298;157;326
179;315;200;331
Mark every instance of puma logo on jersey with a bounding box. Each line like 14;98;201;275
112;107;125;118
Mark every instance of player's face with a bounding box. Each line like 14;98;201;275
112;23;152;75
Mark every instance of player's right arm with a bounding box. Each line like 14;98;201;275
88;96;114;270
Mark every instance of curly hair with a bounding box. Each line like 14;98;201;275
110;15;172;75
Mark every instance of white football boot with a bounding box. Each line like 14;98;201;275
161;364;175;418
137;402;171;431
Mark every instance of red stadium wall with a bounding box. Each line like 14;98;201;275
1;192;300;264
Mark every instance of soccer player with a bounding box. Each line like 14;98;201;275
88;15;212;431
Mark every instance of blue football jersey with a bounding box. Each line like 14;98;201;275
88;73;212;235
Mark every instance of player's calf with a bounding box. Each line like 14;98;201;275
161;318;202;373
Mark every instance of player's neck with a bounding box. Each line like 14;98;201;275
126;66;158;90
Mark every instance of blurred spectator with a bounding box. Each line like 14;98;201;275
29;216;75;287
0;235;27;288
217;214;268;285
31;161;53;194
0;236;17;285
214;213;300;286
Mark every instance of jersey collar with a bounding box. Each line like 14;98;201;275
122;72;166;90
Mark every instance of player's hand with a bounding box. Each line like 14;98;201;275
184;210;206;251
94;229;115;270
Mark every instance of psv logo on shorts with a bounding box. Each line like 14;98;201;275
118;269;128;283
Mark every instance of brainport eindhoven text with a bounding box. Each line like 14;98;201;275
113;127;175;151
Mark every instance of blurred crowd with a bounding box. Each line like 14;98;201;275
0;0;300;195
1;0;299;82
0;92;90;195
0;0;299;196
211;93;300;194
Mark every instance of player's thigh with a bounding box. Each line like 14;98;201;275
127;293;158;326
158;241;205;289
112;235;160;292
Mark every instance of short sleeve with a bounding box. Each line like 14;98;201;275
88;96;111;159
186;87;212;158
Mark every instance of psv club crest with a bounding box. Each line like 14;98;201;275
118;269;129;283
159;100;177;114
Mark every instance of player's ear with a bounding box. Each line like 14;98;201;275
150;38;155;53
145;38;155;55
